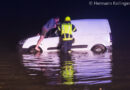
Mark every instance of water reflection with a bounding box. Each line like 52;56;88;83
60;53;74;85
22;51;112;85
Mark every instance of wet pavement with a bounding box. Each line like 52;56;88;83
0;48;130;90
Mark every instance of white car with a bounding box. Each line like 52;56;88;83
19;19;112;54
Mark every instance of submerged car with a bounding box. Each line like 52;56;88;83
19;19;112;54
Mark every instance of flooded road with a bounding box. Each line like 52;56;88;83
0;48;130;90
22;51;112;86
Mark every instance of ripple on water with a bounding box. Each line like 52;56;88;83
22;51;112;85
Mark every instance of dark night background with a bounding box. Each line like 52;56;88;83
0;0;130;57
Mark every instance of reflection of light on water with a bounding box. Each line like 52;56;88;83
22;51;112;85
74;58;112;84
72;51;112;85
61;61;74;85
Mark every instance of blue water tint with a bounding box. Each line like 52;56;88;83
22;51;112;85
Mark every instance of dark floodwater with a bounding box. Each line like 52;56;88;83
22;51;112;85
0;47;130;90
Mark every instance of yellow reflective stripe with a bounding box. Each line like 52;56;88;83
68;26;70;39
69;34;70;39
69;24;72;34
61;24;65;35
62;24;66;39
63;38;73;41
58;26;61;31
73;27;76;32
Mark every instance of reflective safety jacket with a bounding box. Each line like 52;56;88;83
58;22;77;41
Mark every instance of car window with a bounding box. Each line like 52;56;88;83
45;28;59;38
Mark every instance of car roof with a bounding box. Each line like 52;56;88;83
71;19;111;34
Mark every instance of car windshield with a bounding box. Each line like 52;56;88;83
45;28;58;38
